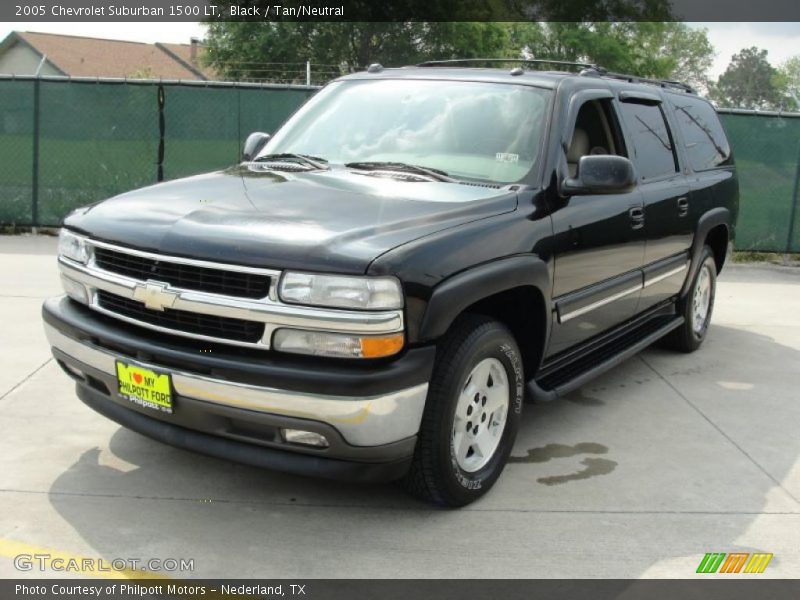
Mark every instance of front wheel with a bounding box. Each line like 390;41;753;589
402;315;524;507
662;245;717;352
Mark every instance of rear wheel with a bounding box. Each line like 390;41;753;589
402;315;524;507
663;245;717;352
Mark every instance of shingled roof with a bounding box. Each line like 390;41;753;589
1;31;216;80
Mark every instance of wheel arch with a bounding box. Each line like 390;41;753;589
681;207;731;297
418;255;552;378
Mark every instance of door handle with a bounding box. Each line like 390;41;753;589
677;197;689;217
629;206;645;230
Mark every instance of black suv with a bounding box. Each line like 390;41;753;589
43;60;737;506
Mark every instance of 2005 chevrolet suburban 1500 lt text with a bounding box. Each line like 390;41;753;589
43;59;738;506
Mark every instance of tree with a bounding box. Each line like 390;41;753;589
710;47;785;110
202;22;512;83
203;20;713;88
507;22;713;88
777;56;800;110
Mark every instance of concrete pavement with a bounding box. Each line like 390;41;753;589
0;234;797;578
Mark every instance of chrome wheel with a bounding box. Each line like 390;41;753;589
692;264;712;334
451;357;509;473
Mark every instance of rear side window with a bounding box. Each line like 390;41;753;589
668;95;731;171
618;101;678;181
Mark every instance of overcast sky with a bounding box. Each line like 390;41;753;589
0;21;797;79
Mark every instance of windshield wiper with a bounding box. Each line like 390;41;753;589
345;161;457;183
252;153;329;170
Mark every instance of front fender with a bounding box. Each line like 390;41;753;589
417;254;552;343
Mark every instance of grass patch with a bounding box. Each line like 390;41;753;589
732;251;800;266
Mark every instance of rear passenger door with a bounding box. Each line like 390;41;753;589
617;92;691;311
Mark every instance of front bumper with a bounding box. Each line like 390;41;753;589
43;296;435;482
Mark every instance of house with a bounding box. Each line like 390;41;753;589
0;31;217;80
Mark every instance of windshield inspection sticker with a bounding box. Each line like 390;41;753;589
495;152;519;163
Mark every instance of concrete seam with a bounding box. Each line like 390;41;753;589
639;355;800;507
1;488;799;515
0;357;52;402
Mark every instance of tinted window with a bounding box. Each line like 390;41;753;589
618;101;677;180
669;95;731;171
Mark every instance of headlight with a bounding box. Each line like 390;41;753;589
272;329;404;359
58;229;89;264
279;272;403;310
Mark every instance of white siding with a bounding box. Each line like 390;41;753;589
0;41;61;76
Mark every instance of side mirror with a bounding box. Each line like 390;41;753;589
562;155;636;196
242;132;271;162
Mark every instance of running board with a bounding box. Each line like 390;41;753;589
527;315;684;402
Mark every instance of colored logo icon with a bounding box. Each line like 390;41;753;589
696;552;773;574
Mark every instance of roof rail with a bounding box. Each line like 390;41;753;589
580;67;696;94
416;58;599;71
414;58;696;94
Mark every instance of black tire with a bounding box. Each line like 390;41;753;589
662;245;717;353
402;314;524;507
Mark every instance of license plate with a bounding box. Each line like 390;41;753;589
115;361;173;414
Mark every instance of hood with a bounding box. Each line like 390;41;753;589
65;166;518;273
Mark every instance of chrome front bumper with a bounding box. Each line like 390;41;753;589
45;322;428;448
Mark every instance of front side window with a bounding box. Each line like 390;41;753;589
668;95;731;171
262;79;551;184
618;101;678;181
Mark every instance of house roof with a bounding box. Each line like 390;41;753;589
3;31;216;80
156;42;218;81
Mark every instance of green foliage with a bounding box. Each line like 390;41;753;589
710;47;786;110
203;21;715;88
777;56;800;110
508;22;713;87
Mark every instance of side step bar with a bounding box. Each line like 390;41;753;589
527;315;684;402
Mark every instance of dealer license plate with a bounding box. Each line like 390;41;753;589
115;361;173;414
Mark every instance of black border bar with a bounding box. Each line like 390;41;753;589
3;579;800;600
3;1;800;22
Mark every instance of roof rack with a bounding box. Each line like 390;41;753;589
580;67;696;94
415;58;696;94
416;58;599;71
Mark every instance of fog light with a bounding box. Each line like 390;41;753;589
281;429;330;448
60;275;89;305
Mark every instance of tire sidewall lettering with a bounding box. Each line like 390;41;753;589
449;340;523;490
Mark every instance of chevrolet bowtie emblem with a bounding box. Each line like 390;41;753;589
132;281;179;311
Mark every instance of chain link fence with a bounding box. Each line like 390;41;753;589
0;78;799;253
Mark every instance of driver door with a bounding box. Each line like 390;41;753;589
546;98;645;358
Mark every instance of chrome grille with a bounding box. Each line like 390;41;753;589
96;290;265;343
94;246;271;299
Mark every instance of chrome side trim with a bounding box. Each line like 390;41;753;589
45;324;428;447
643;262;688;287
59;257;404;350
559;284;642;323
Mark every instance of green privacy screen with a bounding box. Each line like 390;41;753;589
719;112;800;252
163;85;312;180
37;81;159;226
1;77;798;253
0;79;34;224
0;78;315;227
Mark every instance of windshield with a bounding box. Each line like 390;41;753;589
260;79;551;184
